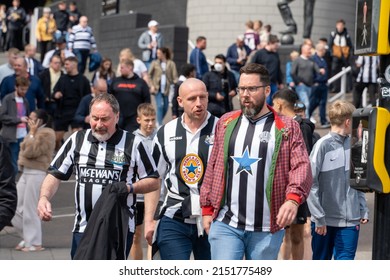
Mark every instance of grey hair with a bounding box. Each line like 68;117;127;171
89;94;120;115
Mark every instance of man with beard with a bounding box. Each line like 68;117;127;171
37;94;160;259
200;63;312;260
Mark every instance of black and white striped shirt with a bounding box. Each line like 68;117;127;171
217;112;275;231
132;128;161;203
155;113;218;224
48;128;158;233
356;56;379;84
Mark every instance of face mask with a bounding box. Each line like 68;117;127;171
214;63;223;72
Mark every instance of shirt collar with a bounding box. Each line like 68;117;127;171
180;112;211;134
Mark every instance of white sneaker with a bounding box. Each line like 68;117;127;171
310;117;317;124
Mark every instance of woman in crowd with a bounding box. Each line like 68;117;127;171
12;109;56;252
116;47;149;84
92;57;115;87
148;47;178;126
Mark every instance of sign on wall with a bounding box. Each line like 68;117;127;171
102;0;119;16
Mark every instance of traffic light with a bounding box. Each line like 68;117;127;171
350;107;390;193
355;0;390;55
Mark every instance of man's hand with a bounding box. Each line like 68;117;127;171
203;215;213;235
149;86;157;95
20;116;29;123
37;196;53;221
144;220;156;246
276;200;298;228
228;90;236;97
216;92;225;101
315;225;327;235
53;91;63;99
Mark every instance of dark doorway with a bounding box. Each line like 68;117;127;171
3;0;47;13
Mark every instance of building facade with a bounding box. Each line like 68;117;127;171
41;0;356;69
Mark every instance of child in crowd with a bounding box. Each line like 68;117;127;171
307;100;369;260
129;103;162;260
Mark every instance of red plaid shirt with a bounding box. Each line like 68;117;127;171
200;107;312;233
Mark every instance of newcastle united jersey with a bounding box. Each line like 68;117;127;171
48;128;158;233
155;113;218;224
217;112;276;231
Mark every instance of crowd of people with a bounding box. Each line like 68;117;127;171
0;2;375;261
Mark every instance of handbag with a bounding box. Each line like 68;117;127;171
89;52;102;72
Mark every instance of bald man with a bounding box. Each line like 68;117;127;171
144;78;218;260
68;15;97;74
74;78;108;129
0;56;45;111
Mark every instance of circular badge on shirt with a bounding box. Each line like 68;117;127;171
180;153;204;184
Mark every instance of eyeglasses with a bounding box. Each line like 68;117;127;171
236;85;267;95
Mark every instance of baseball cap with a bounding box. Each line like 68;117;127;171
148;20;159;28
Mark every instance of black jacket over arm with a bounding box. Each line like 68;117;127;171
73;182;130;260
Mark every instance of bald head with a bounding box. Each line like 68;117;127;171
13;57;28;76
179;78;207;98
93;78;108;95
177;78;209;124
79;16;88;28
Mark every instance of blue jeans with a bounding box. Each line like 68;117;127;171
73;48;90;74
311;222;360;260
296;84;312;117
155;91;169;126
71;232;83;259
55;30;68;41
9;138;23;175
266;83;279;106
156;215;211;260
71;231;134;259
208;220;284;260
309;84;328;124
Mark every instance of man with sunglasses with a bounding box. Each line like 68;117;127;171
200;63;312;260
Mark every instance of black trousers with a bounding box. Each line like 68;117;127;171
353;82;377;108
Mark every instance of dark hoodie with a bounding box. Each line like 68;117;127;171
293;115;315;154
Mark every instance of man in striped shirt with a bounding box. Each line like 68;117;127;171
145;78;218;260
37;94;159;259
200;63;312;260
353;55;379;108
68;16;97;74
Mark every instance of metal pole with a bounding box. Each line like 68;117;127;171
362;87;367;107
340;67;346;96
372;53;390;260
